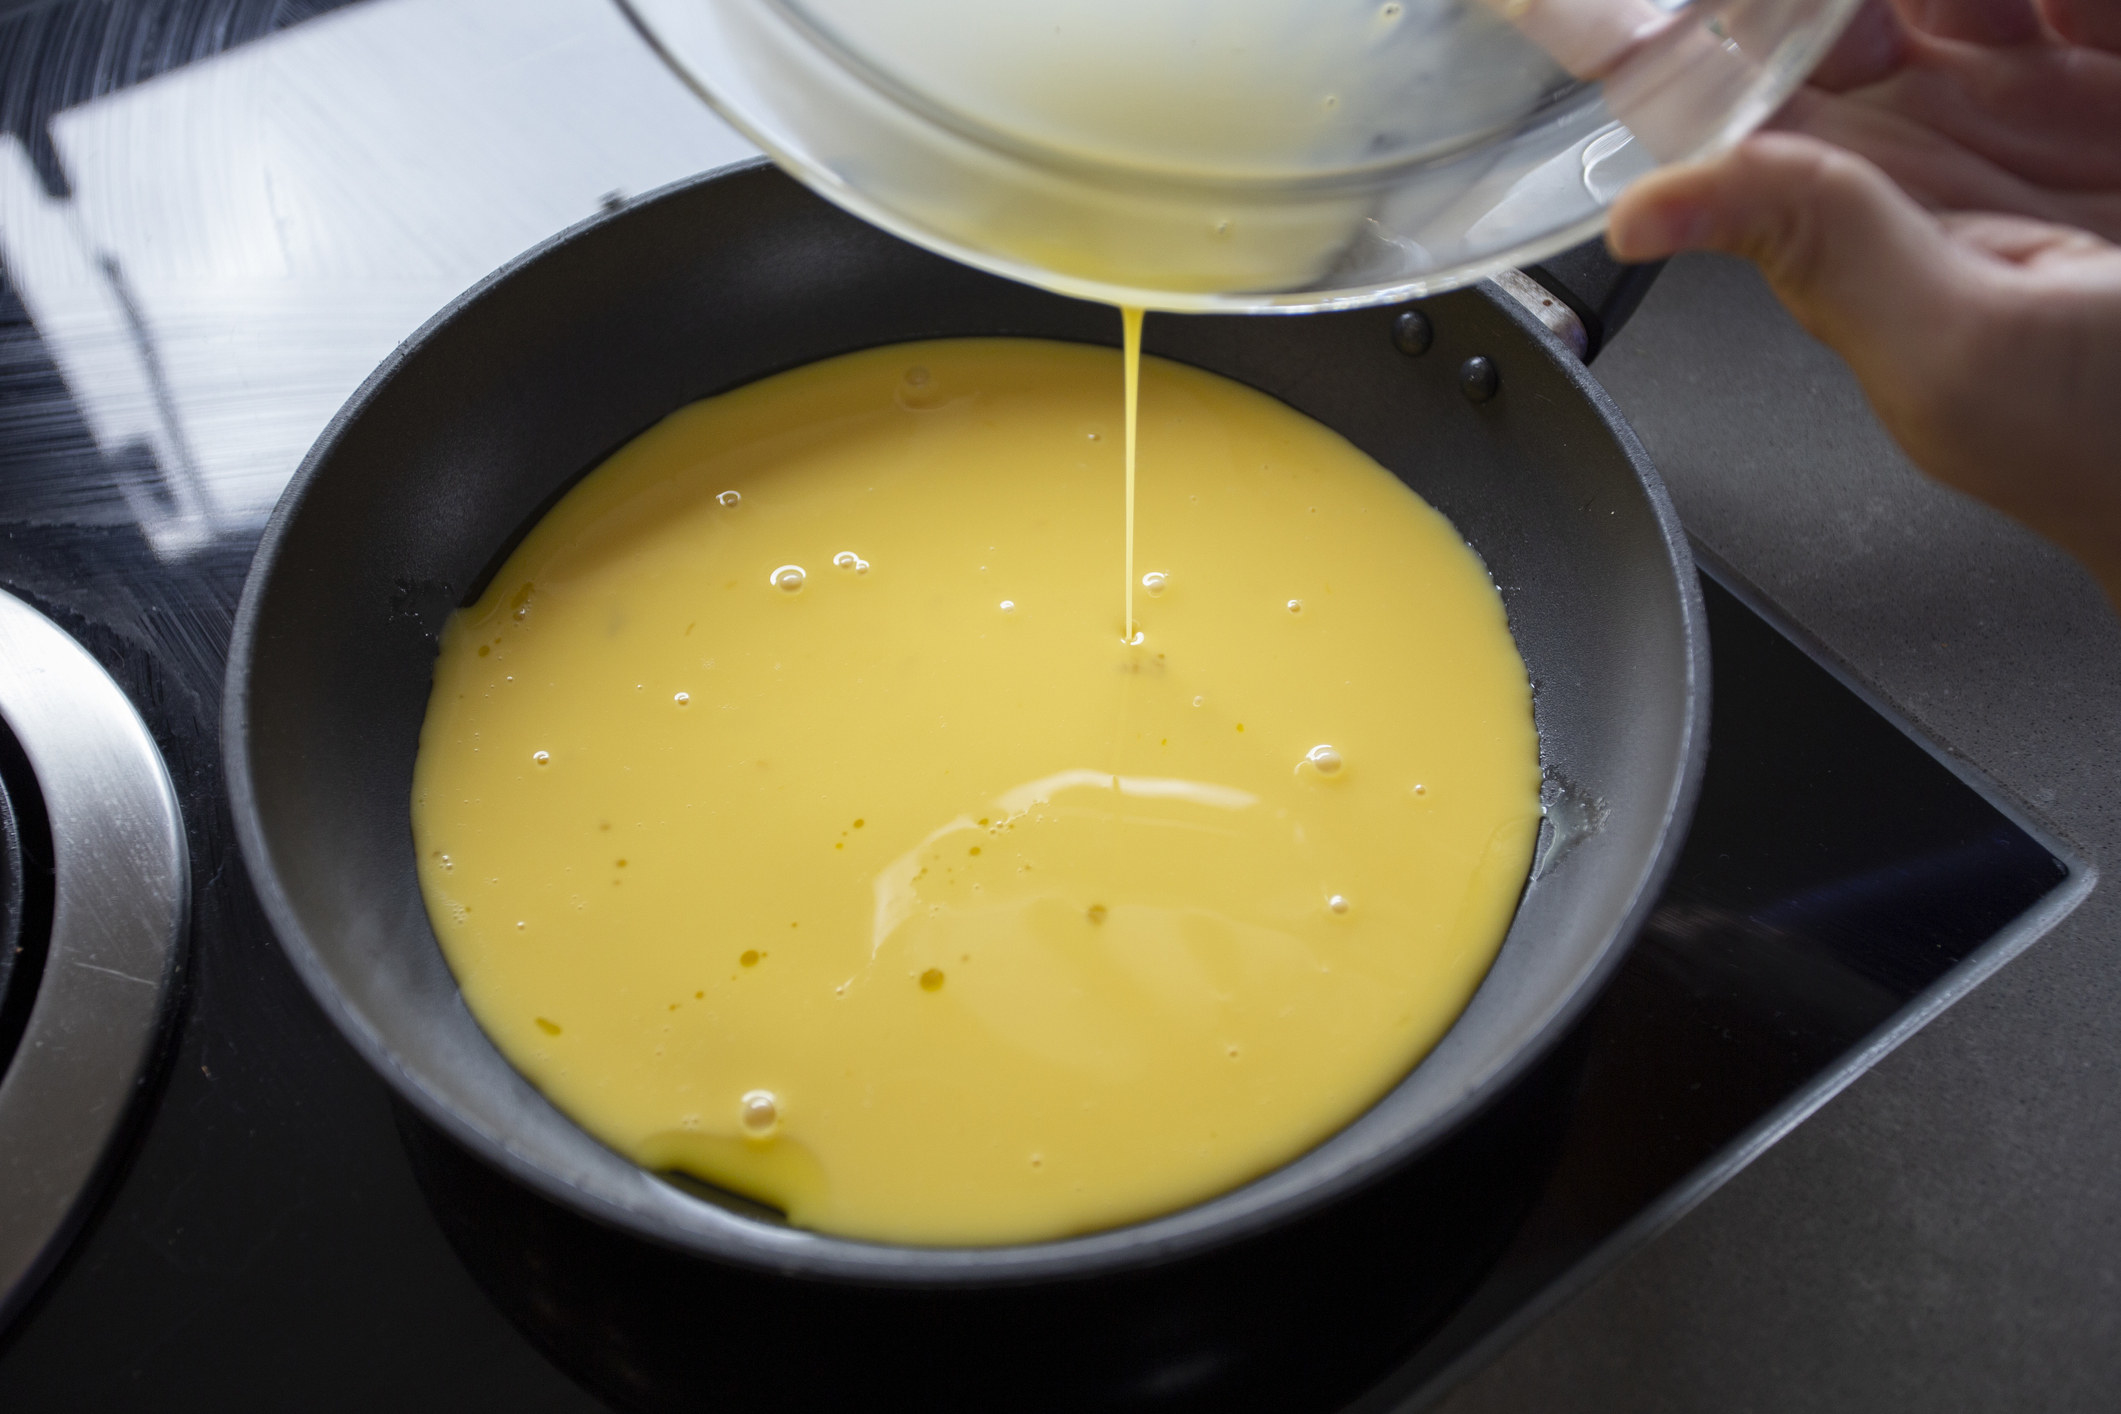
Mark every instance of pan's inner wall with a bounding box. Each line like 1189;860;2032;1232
235;164;1698;1276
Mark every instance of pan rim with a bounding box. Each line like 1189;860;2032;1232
223;159;1709;1286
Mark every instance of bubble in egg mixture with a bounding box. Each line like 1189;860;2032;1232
1000;600;1016;612
1287;599;1303;613
739;1089;779;1134
1328;894;1350;914
833;551;862;571
1142;571;1169;597
716;490;741;508
674;692;690;706
532;750;551;766
770;565;807;593
897;366;946;410
1304;745;1344;775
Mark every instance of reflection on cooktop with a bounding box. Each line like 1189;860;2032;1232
0;0;751;558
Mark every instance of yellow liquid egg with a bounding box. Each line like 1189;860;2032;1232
410;338;1541;1246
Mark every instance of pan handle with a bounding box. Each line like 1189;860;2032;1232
1519;238;1664;363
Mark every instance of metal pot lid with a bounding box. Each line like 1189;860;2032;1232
0;586;187;1333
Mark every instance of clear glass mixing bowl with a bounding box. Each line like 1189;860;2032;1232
615;0;1860;312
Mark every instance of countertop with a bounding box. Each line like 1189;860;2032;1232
1441;252;2121;1411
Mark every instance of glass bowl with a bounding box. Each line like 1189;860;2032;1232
615;0;1858;312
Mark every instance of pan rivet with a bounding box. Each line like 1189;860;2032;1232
1391;309;1434;357
1459;355;1500;404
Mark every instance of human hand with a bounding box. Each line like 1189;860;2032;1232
1607;0;2121;606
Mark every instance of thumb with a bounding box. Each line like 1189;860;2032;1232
1606;132;1960;371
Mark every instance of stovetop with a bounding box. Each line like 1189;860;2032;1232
0;2;2083;1410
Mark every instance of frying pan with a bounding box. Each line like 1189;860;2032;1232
225;163;1705;1298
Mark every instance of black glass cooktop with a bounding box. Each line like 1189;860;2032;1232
0;3;2081;1410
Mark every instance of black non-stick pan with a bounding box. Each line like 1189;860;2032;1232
225;160;1705;1403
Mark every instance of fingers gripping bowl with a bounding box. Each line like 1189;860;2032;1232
224;164;1705;1283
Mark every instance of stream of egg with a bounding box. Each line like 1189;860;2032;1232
411;336;1541;1246
1122;306;1143;639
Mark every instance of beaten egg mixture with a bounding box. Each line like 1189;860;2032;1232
411;337;1540;1245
